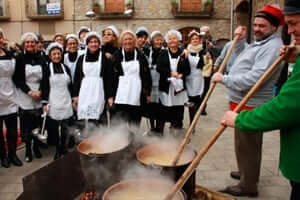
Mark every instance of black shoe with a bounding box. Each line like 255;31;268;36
230;171;241;180
9;155;23;166
219;185;258;197
25;150;33;163
201;110;207;115
53;152;61;160
1;157;10;168
33;147;42;159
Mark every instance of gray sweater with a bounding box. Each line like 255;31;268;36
223;32;284;107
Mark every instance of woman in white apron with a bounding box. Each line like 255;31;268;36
73;32;115;126
14;32;45;163
0;29;21;168
42;43;73;160
112;30;152;127
64;34;83;83
142;31;164;134
101;25;119;59
185;30;205;125
156;30;191;135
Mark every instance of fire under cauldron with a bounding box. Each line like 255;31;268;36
77;131;134;194
102;178;186;200
136;142;197;200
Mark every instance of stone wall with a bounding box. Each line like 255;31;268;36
75;0;232;40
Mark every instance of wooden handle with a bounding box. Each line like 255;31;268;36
171;35;240;166
164;49;288;200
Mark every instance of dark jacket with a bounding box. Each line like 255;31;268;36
111;48;152;105
73;48;115;100
156;48;191;94
13;51;47;94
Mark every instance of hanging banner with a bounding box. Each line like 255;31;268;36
46;2;61;15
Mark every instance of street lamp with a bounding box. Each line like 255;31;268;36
85;10;96;31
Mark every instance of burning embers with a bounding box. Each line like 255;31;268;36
80;189;100;200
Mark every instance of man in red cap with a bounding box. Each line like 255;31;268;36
212;4;285;197
220;0;300;199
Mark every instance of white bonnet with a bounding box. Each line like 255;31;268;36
66;34;79;44
165;29;182;42
104;25;119;38
46;42;64;55
150;30;163;41
84;31;101;45
21;32;38;43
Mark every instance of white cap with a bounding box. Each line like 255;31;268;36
66;34;79;44
188;30;200;38
46;42;64;56
136;26;149;36
84;31;101;45
78;26;90;36
104;25;119;38
21;32;38;43
165;29;182;42
150;30;163;41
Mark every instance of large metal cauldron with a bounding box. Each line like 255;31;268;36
102;178;186;200
77;131;134;195
136;142;197;200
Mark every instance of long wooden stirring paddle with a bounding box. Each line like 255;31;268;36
172;34;240;166
165;43;291;200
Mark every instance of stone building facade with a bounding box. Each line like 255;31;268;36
0;0;284;43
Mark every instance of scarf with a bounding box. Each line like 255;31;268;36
187;44;203;53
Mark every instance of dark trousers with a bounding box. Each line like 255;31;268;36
188;95;202;124
19;108;42;143
113;104;142;127
0;113;18;158
202;76;211;112
290;181;300;200
47;117;70;153
235;128;263;192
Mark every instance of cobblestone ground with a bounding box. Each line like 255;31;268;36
0;85;290;200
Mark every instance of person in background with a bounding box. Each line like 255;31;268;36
156;30;190;135
212;5;285;197
220;1;300;199
0;28;20;168
135;26;149;51
213;26;248;74
111;30;152;128
42;42;73;160
36;34;48;64
78;26;90;51
73;32;114;125
143;31;164;134
101;25;119;59
185;30;205;125
200;25;218;60
53;33;66;51
64;34;82;82
14;32;46;163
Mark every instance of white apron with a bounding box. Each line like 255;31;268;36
64;53;81;83
159;51;188;107
77;52;105;120
115;49;142;106
48;63;73;120
148;48;160;103
17;64;42;110
0;59;18;116
186;54;204;97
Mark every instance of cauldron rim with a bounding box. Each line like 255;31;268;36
136;142;197;167
102;178;186;200
77;131;134;157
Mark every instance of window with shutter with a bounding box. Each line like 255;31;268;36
172;0;213;18
0;0;9;20
26;0;64;19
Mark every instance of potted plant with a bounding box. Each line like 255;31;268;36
126;1;133;10
203;0;212;12
171;0;178;13
92;1;101;14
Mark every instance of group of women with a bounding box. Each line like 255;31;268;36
0;25;213;168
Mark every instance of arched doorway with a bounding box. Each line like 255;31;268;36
178;27;200;46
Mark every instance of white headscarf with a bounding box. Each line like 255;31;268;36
21;32;38;43
165;29;182;42
84;31;101;45
104;25;120;38
46;42;64;56
66;34;79;44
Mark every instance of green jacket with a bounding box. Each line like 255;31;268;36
235;55;300;183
